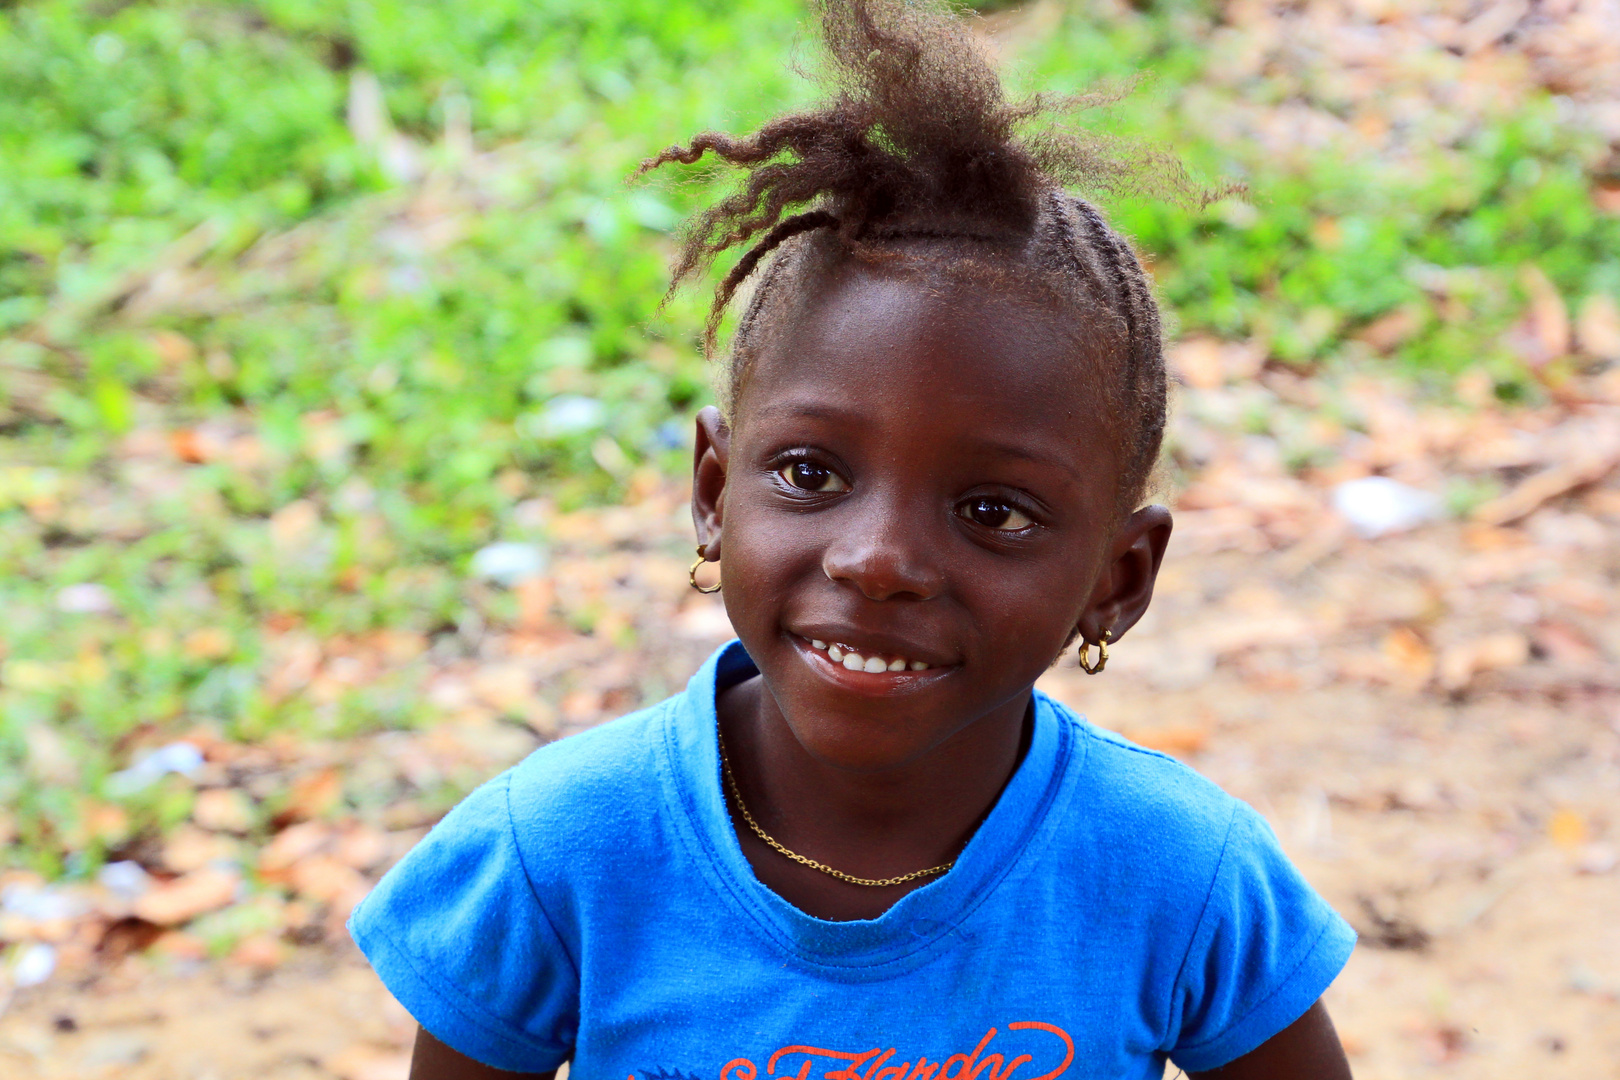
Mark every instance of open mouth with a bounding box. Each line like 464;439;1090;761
801;635;936;674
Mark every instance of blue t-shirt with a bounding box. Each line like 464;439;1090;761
349;641;1354;1079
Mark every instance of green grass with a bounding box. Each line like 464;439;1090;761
2;0;1616;875
1000;9;1620;384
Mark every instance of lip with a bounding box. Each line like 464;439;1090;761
786;631;957;696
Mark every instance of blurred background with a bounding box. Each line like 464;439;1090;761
1;0;1618;1076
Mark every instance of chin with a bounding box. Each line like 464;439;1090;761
771;678;958;771
783;714;937;772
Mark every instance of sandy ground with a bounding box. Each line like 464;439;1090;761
3;530;1616;1080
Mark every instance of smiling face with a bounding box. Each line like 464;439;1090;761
694;260;1169;773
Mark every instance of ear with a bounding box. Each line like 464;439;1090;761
1076;505;1172;644
691;406;731;559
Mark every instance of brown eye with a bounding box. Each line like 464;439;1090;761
779;461;849;493
960;498;1032;531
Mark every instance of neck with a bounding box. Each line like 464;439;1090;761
716;675;1033;920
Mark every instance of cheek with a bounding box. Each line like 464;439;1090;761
961;527;1106;652
976;565;1090;654
716;497;820;619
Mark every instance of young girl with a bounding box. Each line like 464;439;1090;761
349;3;1356;1077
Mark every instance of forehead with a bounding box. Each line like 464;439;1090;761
735;264;1120;470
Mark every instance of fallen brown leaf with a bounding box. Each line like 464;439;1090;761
96;917;166;963
471;663;536;715
1382;626;1436;684
229;933;286;971
1576;294;1620;361
1548;808;1588;850
161;825;237;874
149;929;208;960
169;429;209;464
1437;633;1530;692
1519;264;1571;362
1532;621;1602;666
258;821;334;878
289;855;367;906
561;688;604;724
147;330;198;368
1354;307;1423;353
132;869;239;926
269;498;320;548
278;767;342;824
1168;336;1265;388
1471;443;1620;525
333;825;389;871
515;575;559;633
192;787;254;833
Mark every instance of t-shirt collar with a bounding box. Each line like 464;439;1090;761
660;640;1075;970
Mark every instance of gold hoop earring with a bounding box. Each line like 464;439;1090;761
689;544;721;594
1079;629;1111;675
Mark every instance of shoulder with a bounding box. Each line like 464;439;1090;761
505;696;674;828
1034;696;1248;906
490;696;680;879
1064;706;1242;841
362;697;675;893
358;696;682;941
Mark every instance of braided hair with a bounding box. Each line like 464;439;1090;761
640;0;1199;513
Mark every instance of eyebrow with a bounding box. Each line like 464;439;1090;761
955;435;1087;481
749;399;1087;480
748;399;858;424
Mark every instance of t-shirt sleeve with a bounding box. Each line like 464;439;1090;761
1165;800;1356;1073
347;771;578;1073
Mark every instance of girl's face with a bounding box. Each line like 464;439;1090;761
693;265;1170;772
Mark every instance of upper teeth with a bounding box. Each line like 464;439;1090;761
811;638;931;672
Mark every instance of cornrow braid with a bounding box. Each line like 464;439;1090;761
1066;195;1167;502
707;210;839;355
641;0;1198;512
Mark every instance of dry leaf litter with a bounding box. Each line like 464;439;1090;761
3;0;1620;1077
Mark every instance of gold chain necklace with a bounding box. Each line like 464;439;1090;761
717;729;955;888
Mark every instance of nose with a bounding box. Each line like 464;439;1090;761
821;488;945;601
